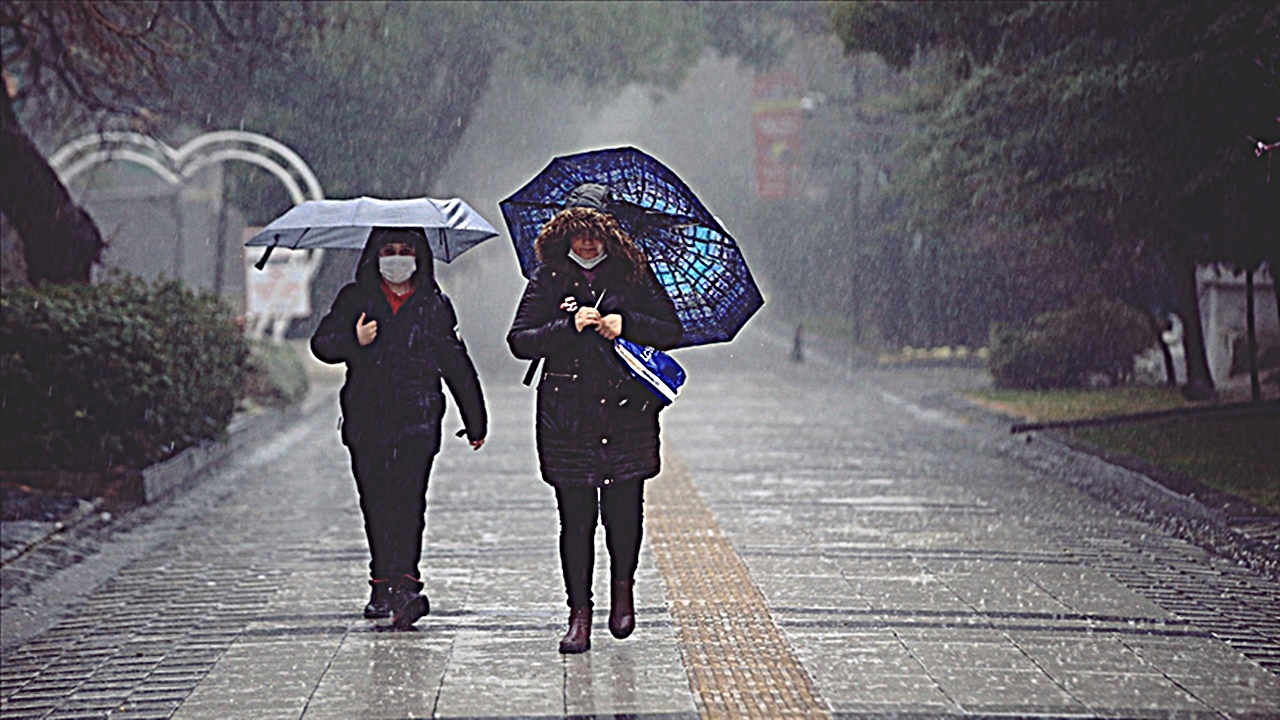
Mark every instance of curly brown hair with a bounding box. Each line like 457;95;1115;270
534;207;648;284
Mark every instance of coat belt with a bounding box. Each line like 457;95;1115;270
542;371;579;381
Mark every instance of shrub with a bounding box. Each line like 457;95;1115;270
988;300;1157;390
0;278;248;472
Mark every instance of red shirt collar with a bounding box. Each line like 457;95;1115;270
380;280;415;314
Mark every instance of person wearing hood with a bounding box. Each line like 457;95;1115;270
506;185;682;653
311;226;487;629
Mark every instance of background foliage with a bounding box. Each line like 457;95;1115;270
828;0;1278;393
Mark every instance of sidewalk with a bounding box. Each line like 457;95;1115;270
0;395;307;606
2;322;1278;718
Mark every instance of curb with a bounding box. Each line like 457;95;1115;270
0;401;304;567
0;497;103;565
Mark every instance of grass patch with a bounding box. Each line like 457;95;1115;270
1074;415;1279;512
964;385;1278;513
795;314;857;343
964;386;1190;423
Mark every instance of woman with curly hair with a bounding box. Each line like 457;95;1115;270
506;184;682;653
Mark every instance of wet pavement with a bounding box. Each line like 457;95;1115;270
1;322;1278;719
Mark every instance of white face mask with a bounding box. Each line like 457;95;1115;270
569;249;607;269
378;255;416;284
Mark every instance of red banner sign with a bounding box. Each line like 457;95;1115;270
752;72;805;200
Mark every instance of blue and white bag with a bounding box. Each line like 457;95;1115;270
613;337;686;405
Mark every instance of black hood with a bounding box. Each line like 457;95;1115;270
355;227;435;288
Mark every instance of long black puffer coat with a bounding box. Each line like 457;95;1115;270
311;238;486;455
507;258;682;487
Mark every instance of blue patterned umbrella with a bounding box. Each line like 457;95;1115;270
500;146;763;348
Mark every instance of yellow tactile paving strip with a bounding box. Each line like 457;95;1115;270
647;452;832;719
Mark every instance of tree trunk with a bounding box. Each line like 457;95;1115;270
1245;267;1260;400
1271;258;1280;335
0;89;103;285
1172;247;1215;399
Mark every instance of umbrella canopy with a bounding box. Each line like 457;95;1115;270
246;196;498;264
500;146;763;348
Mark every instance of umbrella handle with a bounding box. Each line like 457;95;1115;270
522;358;542;386
253;237;279;270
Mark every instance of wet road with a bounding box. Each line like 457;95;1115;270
2;322;1278;718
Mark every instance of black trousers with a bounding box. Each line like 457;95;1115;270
349;437;434;587
554;480;644;609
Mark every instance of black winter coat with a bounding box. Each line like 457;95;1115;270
507;259;682;487
311;249;486;455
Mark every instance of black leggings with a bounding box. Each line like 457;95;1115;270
554;480;644;608
350;438;434;584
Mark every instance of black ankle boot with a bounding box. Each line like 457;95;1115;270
559;607;592;653
609;579;635;639
364;579;392;620
386;575;429;630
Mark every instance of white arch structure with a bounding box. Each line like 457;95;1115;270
50;130;325;340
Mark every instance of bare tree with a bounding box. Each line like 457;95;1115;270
0;1;188;283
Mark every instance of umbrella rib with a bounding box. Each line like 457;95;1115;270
501;200;565;209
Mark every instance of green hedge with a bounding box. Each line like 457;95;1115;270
0;279;248;472
988;300;1157;390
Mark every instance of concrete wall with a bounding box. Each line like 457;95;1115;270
1198;264;1278;383
68;161;247;314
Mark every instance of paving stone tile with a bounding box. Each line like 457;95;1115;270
1054;671;1228;715
432;635;564;718
816;672;953;707
562;642;697;717
935;572;1077;615
307;634;450;714
930;667;1082;711
46;711;126;720
902;637;1040;673
1174;671;1280;708
1016;636;1156;675
797;643;926;681
754;575;868;610
1123;636;1275;680
823;557;927;578
0;696;63;714
172;699;301;720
